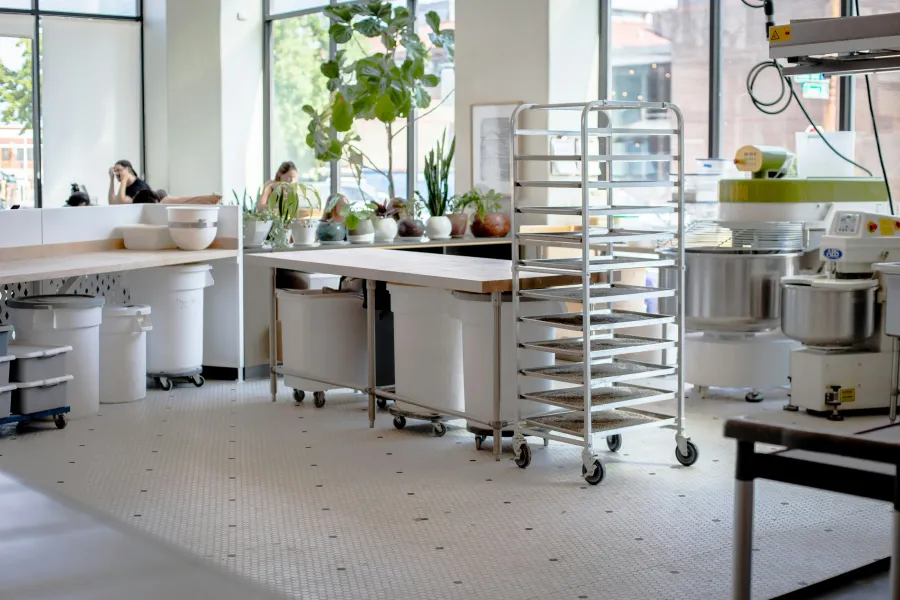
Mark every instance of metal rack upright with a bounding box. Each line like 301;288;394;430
509;100;698;485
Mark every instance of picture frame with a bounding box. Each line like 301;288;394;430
470;102;521;194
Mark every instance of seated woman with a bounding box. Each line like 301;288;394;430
256;161;297;211
108;159;151;204
132;188;161;204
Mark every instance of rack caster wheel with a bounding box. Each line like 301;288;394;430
313;392;326;408
54;414;67;429
192;375;205;388
514;443;531;469
606;434;622;452
675;441;699;467
475;435;486;450
783;403;798;412
433;422;447;437
293;389;305;403
745;391;764;403
15;421;28;433
393;416;406;430
376;398;388;410
582;460;605;485
157;377;173;391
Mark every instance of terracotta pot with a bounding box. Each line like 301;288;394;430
471;212;510;238
447;213;469;238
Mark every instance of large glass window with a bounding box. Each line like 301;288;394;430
38;0;138;17
0;1;32;9
268;0;328;17
269;12;331;198
0;33;34;207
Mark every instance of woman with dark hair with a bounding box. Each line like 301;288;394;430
132;188;161;204
256;161;298;211
108;159;151;205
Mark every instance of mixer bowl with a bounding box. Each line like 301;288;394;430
660;248;801;332
780;280;877;348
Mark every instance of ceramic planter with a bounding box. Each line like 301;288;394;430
290;218;319;247
373;216;398;242
426;215;452;240
447;213;468;238
243;219;272;247
397;218;425;241
348;219;375;244
270;227;293;249
317;221;347;244
471;212;511;238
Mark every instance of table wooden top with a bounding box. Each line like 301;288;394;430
246;248;582;293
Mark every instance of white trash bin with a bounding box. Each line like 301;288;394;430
278;289;367;405
454;293;563;433
388;285;463;416
99;305;152;403
7;294;105;420
127;265;213;377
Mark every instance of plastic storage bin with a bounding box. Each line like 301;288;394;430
8;344;71;383
0;354;11;386
100;305;152;403
0;324;12;355
12;375;73;414
127;265;213;375
0;383;13;418
278;289;367;400
7;295;104;420
388;285;463;415
277;271;342;291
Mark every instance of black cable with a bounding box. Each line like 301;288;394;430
741;0;765;7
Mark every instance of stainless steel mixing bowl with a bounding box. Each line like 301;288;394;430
780;281;877;348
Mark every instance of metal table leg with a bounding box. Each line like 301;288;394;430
892;475;900;599
733;441;755;600
367;279;376;428
492;291;502;461
269;267;278;402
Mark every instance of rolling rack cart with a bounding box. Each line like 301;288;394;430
509;100;698;485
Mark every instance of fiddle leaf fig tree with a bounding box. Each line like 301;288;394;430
302;0;454;200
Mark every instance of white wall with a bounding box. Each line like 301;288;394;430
142;0;168;190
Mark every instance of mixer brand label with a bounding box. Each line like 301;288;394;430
823;248;843;260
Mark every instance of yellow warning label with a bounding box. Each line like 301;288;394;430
769;25;792;43
880;218;895;236
840;388;856;403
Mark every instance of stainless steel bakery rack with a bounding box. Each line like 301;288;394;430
509;100;697;485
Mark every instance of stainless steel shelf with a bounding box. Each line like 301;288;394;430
521;310;674;333
521;359;675;386
515;205;676;217
515;180;677;190
519;284;674;305
522;408;676;440
518;254;674;275
515;128;677;136
521;335;675;360
515;154;676;162
517;229;673;247
521;384;674;415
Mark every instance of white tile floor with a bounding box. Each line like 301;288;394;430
0;381;893;600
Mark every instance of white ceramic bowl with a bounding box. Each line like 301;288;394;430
167;206;220;251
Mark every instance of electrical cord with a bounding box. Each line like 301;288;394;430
741;0;765;8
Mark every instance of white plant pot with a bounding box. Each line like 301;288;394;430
348;219;375;244
270;227;292;248
426;215;452;240
243;220;272;248
290;218;319;246
373;217;398;242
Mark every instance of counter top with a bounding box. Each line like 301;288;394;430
246;248;583;294
0;248;239;285
244;235;511;254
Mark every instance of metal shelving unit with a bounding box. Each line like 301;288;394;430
509;100;698;485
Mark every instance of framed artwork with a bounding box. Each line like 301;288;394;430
470;102;520;194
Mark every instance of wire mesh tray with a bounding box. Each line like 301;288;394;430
521;310;674;332
521;334;675;360
516;205;675;217
519;284;674;305
521;383;674;413
524;407;675;438
518;254;674;275
517;229;673;248
521;359;675;385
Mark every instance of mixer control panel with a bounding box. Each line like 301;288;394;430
828;211;900;238
835;213;860;235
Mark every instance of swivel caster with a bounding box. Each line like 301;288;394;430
54;414;67;429
475;435;486;450
191;375;205;388
376;398;388;410
393;416;407;430
606;434;622;452
433;422;447;437
157;377;173;391
293;389;305;403
675;440;699;466
514;442;531;469
782;403;799;412
582;460;605;485
313;391;326;408
745;391;764;403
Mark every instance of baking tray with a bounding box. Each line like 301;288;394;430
521;310;674;332
520;359;675;385
521;334;675;360
524;407;675;438
521;383;674;414
519;284;674;305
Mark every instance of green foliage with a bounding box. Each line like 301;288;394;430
416;130;455;217
457;188;504;220
0;39;33;133
268;182;321;227
340;201;377;231
234;188;271;226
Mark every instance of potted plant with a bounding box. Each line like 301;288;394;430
446;195;468;238
236;188;273;247
267;182;302;248
372;199;400;242
342;201;376;244
288;183;323;246
317;193;349;244
397;197;425;241
417;131;455;241
459;188;510;238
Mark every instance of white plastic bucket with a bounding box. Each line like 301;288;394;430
388;285;463;416
100;305;152;403
7;294;104;420
278;289;367;392
127;265;213;374
454;293;562;431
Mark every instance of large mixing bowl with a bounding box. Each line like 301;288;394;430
660;248;801;332
781;280;877;348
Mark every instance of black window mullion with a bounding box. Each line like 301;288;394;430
708;0;722;158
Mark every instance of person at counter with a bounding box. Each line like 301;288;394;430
108;159;151;205
256;161;297;211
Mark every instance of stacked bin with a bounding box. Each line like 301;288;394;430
8;343;73;415
0;326;13;417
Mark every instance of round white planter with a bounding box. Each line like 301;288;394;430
290;218;319;246
426;215;452;240
243;220;272;248
373;217;398;242
348;219;375;244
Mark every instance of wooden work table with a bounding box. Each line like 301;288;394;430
245;247;584;293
